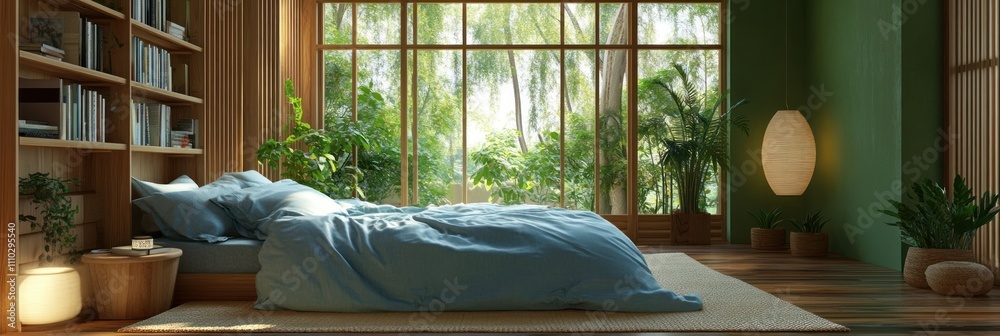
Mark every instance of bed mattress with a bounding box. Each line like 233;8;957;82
156;237;262;273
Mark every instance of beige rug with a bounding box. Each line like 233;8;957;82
120;253;848;333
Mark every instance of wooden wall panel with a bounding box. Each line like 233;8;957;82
947;0;1000;285
203;0;246;180
1;0;19;332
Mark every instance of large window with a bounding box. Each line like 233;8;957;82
316;1;724;218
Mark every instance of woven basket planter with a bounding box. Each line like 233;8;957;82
925;261;995;296
904;247;975;289
790;232;828;257
751;228;786;250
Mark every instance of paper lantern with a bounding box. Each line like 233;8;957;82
18;267;82;325
762;110;815;196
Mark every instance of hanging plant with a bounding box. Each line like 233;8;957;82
18;172;80;264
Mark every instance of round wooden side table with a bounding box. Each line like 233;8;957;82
81;248;182;319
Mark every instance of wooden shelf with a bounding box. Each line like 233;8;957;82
131;146;203;155
19;137;127;151
19;51;127;85
63;0;126;20
131;20;202;53
131;81;203;104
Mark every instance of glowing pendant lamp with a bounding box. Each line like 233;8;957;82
762;0;815;196
762;110;815;195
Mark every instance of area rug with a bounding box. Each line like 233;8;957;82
120;253;848;333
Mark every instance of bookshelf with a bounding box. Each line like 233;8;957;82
2;0;206;331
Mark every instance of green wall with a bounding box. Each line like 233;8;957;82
728;0;944;271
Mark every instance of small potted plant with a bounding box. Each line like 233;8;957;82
749;207;786;250
789;211;829;257
18;172;83;325
880;176;999;289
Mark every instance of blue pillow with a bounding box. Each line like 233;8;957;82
212;180;347;240
222;170;272;188
132;175;245;243
131;175;199;197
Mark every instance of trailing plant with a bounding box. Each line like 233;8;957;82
790;211;829;233
18;173;80;264
748;207;785;229
645;64;748;214
880;175;1000;250
257;79;371;198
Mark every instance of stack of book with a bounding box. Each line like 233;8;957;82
21;12;107;71
171;118;198;148
18;78;108;142
133;0;168;31
133;37;173;91
167;21;186;40
18;120;58;139
132;101;171;147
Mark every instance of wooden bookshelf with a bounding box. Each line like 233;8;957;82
19;51;128;85
131;145;203;155
132;81;204;104
63;0;125;20
131;19;203;53
19;137;127;151
2;0;207;331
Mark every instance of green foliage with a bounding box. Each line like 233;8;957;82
18;173;79;265
880;176;1000;249
257;79;370;199
790;211;830;233
644;64;748;214
748;207;785;229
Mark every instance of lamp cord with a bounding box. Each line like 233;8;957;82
784;0;789;110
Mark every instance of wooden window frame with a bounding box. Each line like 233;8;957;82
311;0;727;241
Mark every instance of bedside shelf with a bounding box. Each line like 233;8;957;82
131;20;202;53
63;0;125;20
131;82;203;104
19;137;127;151
131;146;203;155
19;51;127;85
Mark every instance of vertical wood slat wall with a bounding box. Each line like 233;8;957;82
1;1;19;333
204;0;246;179
947;0;1000;284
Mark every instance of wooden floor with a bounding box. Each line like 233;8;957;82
15;244;1000;335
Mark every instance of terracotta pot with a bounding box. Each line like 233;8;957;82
790;232;828;257
904;247;975;289
751;228;786;250
671;212;711;245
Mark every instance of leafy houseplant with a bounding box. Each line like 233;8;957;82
257;79;371;199
789;211;830;257
749;207;786;250
880;176;1000;289
18;173;80;264
646;64;748;244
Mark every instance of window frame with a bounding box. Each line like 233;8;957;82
312;0;728;240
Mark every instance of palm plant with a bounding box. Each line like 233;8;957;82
646;64;748;214
748;207;785;229
790;211;829;233
880;176;1000;250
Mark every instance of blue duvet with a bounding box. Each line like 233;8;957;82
249;203;703;312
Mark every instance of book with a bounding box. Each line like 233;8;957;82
54;12;81;65
110;245;172;256
18;78;64;138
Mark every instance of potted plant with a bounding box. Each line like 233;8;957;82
647;64;748;245
789;211;830;257
17;172;83;325
749;207;786;250
880;176;999;289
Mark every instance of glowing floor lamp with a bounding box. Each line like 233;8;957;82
18;267;82;325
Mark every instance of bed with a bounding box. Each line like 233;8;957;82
133;172;703;312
